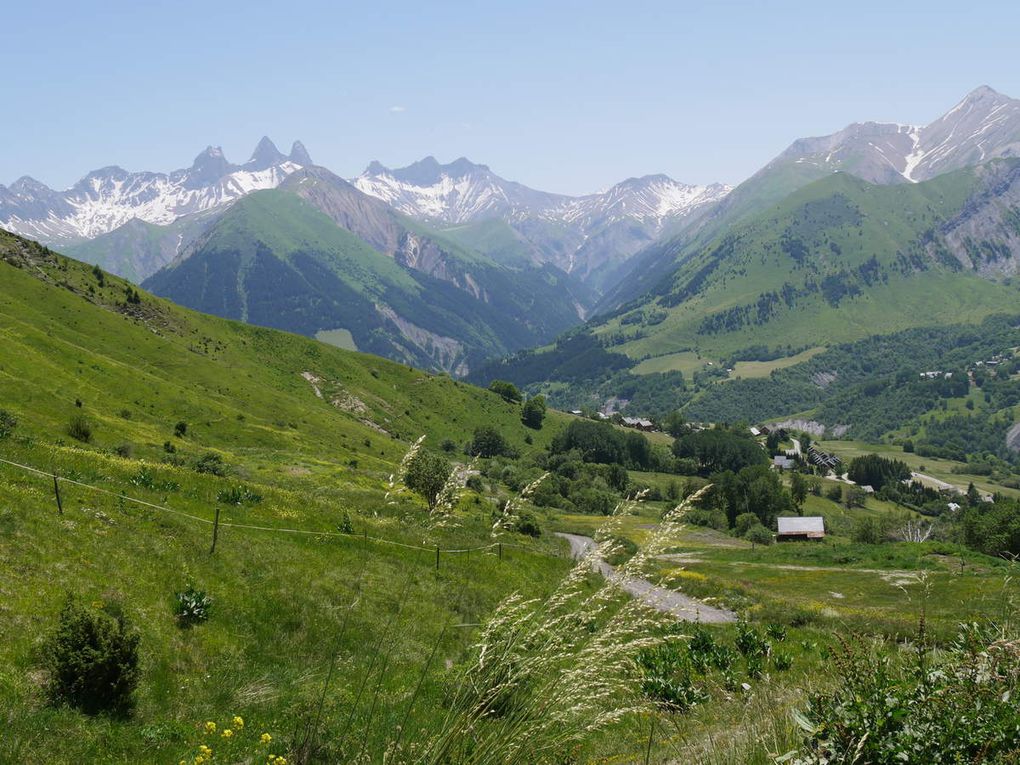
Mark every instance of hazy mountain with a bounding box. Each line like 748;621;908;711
599;86;1020;311
354;157;729;292
143;188;587;374
0;138;309;246
476;159;1020;405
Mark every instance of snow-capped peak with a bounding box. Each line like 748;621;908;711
777;85;1020;185
0;139;312;244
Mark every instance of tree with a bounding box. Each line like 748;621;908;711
745;524;773;548
471;426;515;458
45;596;140;715
673;429;767;476
404;450;453;511
488;380;522;404
521;395;547;429
662;411;690;438
790;472;808;509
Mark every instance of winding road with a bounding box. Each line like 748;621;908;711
555;533;736;623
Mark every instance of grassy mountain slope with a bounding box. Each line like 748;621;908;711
0;230;580;762
511;163;1017;381
143;189;579;375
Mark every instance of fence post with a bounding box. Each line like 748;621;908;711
53;473;63;515
498;542;503;562
210;506;221;554
435;546;440;571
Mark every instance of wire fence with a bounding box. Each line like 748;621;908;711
0;456;541;564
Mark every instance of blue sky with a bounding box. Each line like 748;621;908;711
2;0;1018;194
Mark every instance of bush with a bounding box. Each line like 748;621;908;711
193;453;227;476
745;524;774;547
488;380;523;403
470;426;516;459
337;511;354;534
113;443;134;459
515;511;542;538
0;409;17;439
174;585;212;627
67;414;94;443
174;421;188;438
791;621;1020;763
440;438;458;453
216;485;263;505
521;395;547;429
465;475;484;493
404;450;452;510
44;596;140;715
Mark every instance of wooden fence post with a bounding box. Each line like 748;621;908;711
53;473;63;515
210;506;221;554
498;542;503;561
435;546;440;571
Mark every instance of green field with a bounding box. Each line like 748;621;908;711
3;231;1017;763
731;346;825;379
314;327;358;351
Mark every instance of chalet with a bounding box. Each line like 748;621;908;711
777;516;825;541
622;417;655;432
807;445;841;471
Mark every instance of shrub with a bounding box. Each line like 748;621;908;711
44;596;140;715
735;621;771;659
174;586;212;627
772;651;793;671
114;443;134;459
174;421;188;438
193;453;227;476
515;511;542;538
745;524;774;547
67;414;94;443
404;450;453;511
488;379;523;403
0;409;17;439
638;642;708;713
790;621;1020;763
337;511;354;534
465;475;484;493
440;438;458;453
470;426;516;458
521;395;547;429
216;485;262;505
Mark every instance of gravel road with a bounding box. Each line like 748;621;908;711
555;532;736;623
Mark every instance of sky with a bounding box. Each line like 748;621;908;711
2;0;1019;195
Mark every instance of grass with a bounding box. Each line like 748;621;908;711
817;439;1020;499
4;234;1019;763
730;347;825;379
313;328;358;351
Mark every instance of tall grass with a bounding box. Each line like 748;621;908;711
386;489;707;764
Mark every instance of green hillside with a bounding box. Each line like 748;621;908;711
143;190;580;376
0;229;579;762
484;163;1020;415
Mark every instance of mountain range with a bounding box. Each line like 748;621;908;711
3;85;1020;404
354;157;729;289
473;86;1020;416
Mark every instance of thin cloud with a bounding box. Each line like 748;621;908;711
388;105;406;113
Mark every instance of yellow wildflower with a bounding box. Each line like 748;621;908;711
198;745;212;756
232;715;245;729
260;733;272;745
222;728;234;738
274;758;287;765
204;721;216;733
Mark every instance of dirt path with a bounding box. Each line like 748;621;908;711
555;533;736;623
658;553;920;581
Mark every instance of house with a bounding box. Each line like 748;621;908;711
773;455;795;470
807;445;841;471
622;416;655;431
777;516;825;541
749;426;761;437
